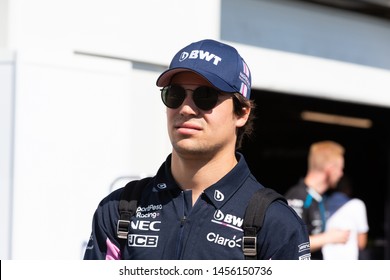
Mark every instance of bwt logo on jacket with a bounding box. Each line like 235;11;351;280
179;50;222;65
212;210;243;231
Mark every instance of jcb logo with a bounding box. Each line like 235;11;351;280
128;234;159;247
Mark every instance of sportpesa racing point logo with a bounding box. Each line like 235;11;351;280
135;203;162;219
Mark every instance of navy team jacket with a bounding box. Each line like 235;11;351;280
83;153;311;260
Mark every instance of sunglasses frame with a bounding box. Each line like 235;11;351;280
160;85;222;111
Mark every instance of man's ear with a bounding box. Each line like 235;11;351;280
236;107;251;128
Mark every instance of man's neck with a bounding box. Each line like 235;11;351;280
170;150;238;203
304;171;328;195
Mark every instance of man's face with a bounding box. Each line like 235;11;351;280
326;156;345;188
165;72;248;159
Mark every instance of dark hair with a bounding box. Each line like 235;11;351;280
232;93;256;150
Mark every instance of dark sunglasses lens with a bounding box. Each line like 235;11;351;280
193;87;219;111
161;86;186;109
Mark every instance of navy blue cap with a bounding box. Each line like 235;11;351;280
156;39;251;99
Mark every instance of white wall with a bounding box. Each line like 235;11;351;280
0;0;10;48
1;0;222;260
222;0;390;70
0;51;14;259
220;0;390;107
6;0;221;64
8;50;172;259
234;42;390;107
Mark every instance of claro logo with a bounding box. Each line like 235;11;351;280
207;232;241;249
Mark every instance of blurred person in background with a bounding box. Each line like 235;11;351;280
322;176;369;259
285;140;350;259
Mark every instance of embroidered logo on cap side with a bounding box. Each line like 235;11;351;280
239;61;250;97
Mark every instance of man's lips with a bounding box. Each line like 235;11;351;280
175;122;202;134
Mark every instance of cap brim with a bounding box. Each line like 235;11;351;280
156;67;237;93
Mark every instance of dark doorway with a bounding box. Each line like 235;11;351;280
240;89;390;259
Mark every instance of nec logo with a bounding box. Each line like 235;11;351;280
131;220;161;231
179;50;222;65
128;234;159;247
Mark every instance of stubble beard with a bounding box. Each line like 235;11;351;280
171;136;226;160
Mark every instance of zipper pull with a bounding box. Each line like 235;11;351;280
180;216;187;226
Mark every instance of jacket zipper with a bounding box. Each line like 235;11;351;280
175;191;188;259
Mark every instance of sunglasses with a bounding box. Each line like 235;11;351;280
161;85;221;111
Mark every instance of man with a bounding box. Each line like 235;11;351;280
285;140;350;259
322;176;369;259
84;39;310;260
